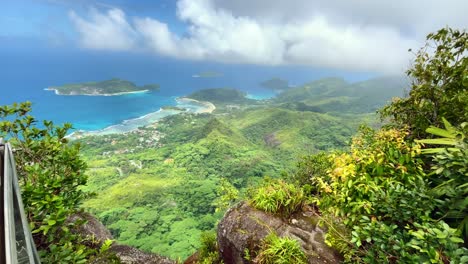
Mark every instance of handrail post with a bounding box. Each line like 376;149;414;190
0;140;6;264
1;139;41;263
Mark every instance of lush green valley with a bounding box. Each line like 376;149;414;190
75;76;402;259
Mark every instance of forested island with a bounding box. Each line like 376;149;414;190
187;88;254;104
260;77;291;92
192;71;223;78
46;78;160;96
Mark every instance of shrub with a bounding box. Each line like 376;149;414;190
380;28;467;139
250;179;305;217
256;233;307;264
0;102;110;262
417;119;468;241
198;231;222;264
294;152;332;194
314;127;467;263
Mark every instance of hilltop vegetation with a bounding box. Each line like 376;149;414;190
276;76;406;113
48;78;160;96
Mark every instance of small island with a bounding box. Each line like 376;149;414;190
192;71;223;78
187;88;252;104
260;78;291;92
46;78;160;96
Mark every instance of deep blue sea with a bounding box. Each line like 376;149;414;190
0;45;373;133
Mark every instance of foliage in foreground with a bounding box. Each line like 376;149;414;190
311;128;467;263
0;102;113;262
198;231;223;264
256;233;307;264
417;119;468;241
289;27;468;263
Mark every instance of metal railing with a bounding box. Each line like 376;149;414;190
0;139;41;264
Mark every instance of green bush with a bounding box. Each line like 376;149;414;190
293;152;333;194
380;28;467;139
417;119;468;241
313;28;468;262
314;127;467;263
198;231;222;264
250;179;305;217
256;233;307;264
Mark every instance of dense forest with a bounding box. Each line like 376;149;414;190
0;28;466;263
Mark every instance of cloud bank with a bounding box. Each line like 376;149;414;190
69;0;468;74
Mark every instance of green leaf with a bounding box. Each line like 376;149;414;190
425;127;456;138
417;138;457;145
449;237;464;243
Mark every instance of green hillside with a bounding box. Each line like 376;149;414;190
275;76;405;113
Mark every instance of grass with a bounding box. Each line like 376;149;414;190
257;233;307;264
250;179;305;217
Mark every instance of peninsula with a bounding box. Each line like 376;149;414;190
46;78;160;96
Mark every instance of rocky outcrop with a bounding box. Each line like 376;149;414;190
217;202;342;264
183;251;200;264
68;211;113;243
110;244;175;264
69;212;175;264
263;133;281;147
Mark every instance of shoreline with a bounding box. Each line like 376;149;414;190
176;97;216;113
45;88;150;96
67;97;216;139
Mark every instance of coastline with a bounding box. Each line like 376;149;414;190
176;97;216;113
67;97;216;139
45;88;150;96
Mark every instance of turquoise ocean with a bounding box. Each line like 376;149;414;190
0;44;372;134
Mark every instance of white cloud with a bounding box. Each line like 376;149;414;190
69;0;467;74
69;8;137;50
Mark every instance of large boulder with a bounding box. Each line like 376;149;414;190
68;211;113;243
110;244;175;264
69;212;175;264
217;202;342;264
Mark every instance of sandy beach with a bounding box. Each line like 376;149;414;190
176;97;216;113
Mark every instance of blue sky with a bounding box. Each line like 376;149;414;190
1;0;467;74
0;0;182;43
